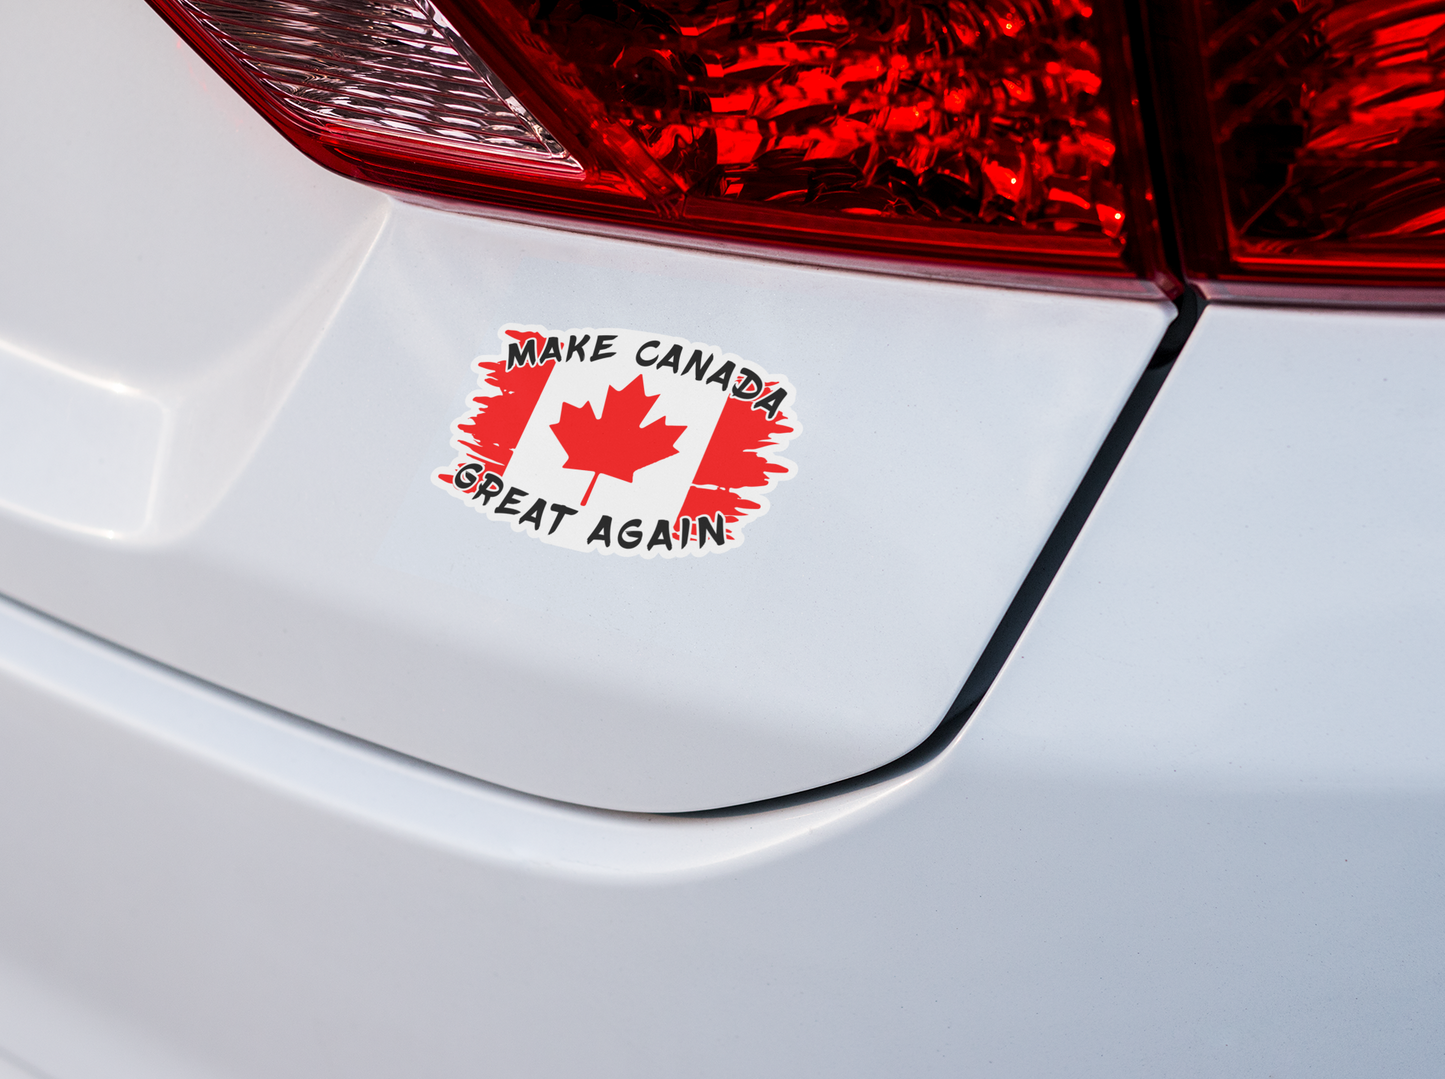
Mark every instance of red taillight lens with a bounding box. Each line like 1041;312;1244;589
1149;0;1445;293
149;0;1171;292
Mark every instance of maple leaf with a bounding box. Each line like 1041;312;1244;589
550;376;687;505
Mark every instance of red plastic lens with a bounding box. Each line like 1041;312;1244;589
461;0;1155;273
1150;0;1445;291
149;0;1169;291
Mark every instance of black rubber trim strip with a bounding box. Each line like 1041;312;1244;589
678;288;1206;818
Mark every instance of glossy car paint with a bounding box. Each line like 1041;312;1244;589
2;303;1444;1076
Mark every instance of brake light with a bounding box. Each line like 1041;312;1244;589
148;0;1170;293
1148;0;1445;294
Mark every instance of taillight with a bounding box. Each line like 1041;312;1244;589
1148;0;1445;296
148;0;1172;294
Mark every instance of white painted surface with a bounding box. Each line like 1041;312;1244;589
0;339;164;535
0;0;1171;810
0;0;387;542
994;303;1445;795
0;1052;41;1079
2;302;1445;1075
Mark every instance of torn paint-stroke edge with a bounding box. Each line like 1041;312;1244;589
436;327;555;486
674;376;799;550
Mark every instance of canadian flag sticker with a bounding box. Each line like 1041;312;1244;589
434;325;800;557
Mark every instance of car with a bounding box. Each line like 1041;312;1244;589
1;0;1442;1074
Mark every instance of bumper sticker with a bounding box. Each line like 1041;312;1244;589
435;325;799;557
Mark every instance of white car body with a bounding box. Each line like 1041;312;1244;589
1;1;1442;1075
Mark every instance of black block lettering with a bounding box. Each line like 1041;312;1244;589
518;497;547;530
682;350;713;380
567;334;591;362
697;513;725;547
731;367;764;400
656;344;683;374
506;338;537;370
646;518;674;551
495;486;527;514
617;518;644;549
704;359;736;392
473;472;505;504
635;340;661;366
591;333;618;361
587;515;613;546
453;461;483;492
753;387;788;420
547;503;578;535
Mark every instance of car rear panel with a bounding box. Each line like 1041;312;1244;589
0;0;1170;811
0;302;1443;1077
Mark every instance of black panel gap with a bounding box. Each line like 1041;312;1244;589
678;289;1205;819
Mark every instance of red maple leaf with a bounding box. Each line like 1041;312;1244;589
550;376;687;505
